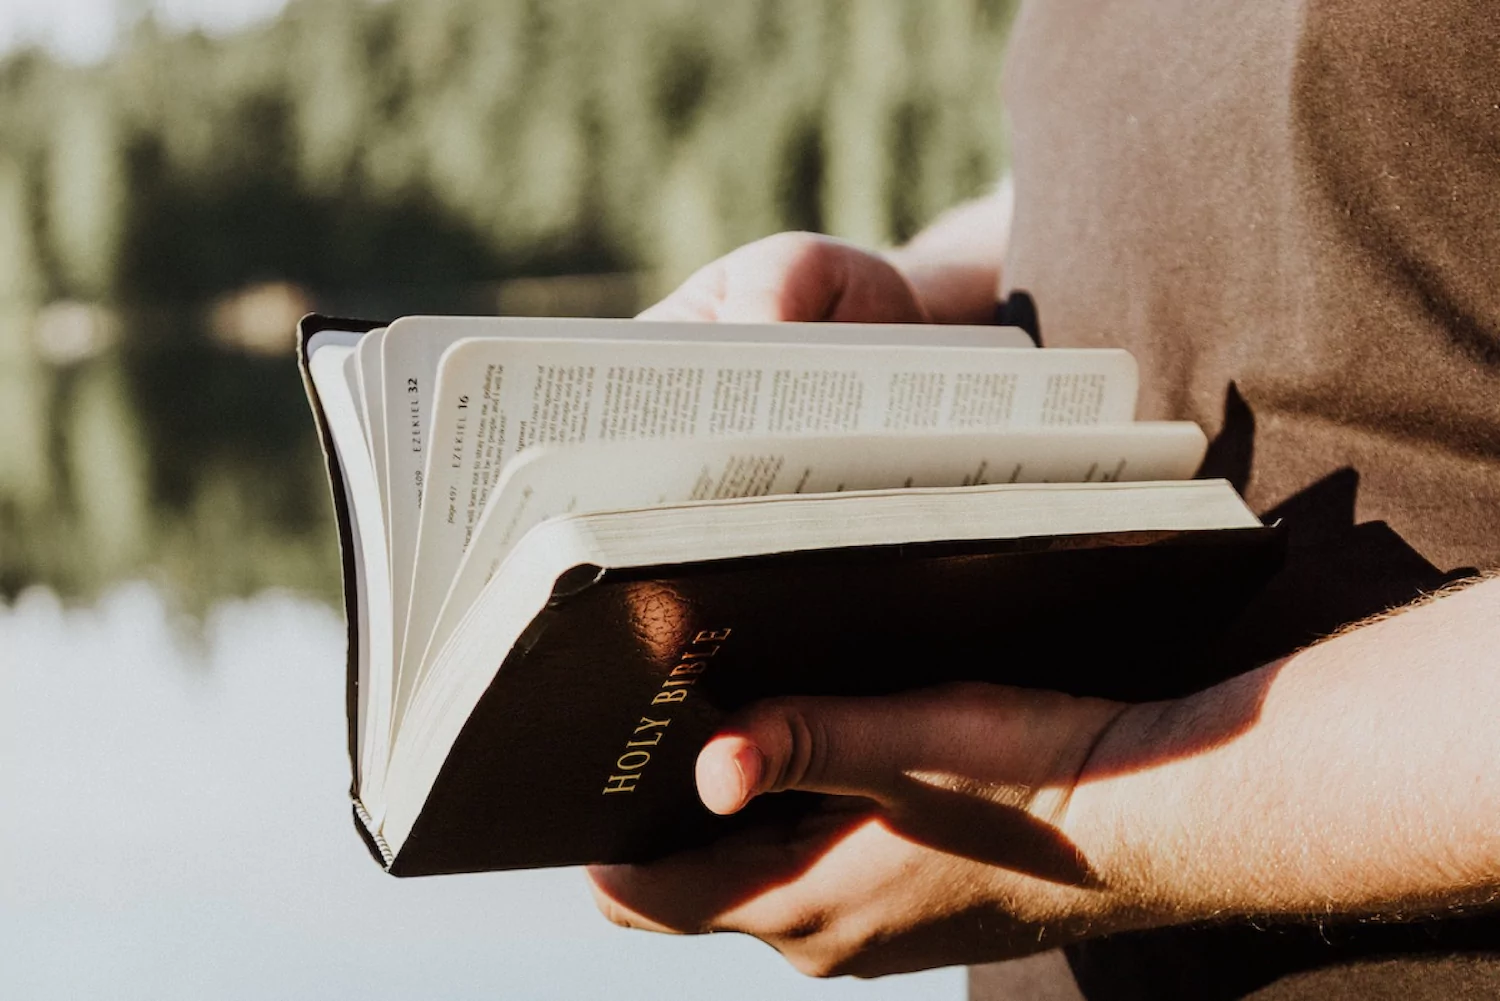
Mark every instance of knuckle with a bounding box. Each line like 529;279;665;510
762;231;837;270
777;902;830;942
749;901;884;980
788;951;841;979
785;938;861;979
762;699;827;791
595;896;637;930
760;230;820;253
745;900;827;947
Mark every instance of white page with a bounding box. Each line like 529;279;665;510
342;350;369;442
307;334;393;818
395;337;1137;724
382;316;1036;685
411;422;1206;694
355;326;389;540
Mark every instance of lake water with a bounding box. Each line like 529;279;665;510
1;306;963;998
1;582;962;1000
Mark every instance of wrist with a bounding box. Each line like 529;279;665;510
972;694;1166;943
1045;698;1187;938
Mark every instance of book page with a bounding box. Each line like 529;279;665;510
342;350;369;442
395;337;1137;722
381;316;1036;673
380;318;1031;569
355;326;389;539
411;423;1206;693
307;335;394;816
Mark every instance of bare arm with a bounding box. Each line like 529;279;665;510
1070;575;1500;929
591;577;1500;975
600;184;1500;977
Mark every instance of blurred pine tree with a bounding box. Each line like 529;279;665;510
0;0;1014;313
0;0;1016;610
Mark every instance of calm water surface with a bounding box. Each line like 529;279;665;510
2;584;963;1000
1;308;963;998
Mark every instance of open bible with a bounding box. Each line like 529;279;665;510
300;313;1283;875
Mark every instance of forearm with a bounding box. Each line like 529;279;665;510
591;574;1500;973
1073;576;1500;930
885;178;1012;325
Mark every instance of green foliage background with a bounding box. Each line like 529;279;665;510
0;0;1015;609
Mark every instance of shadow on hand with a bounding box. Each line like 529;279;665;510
612;384;1480;961
589;796;880;931
883;774;1102;887
1060;386;1488;1001
592;780;1103;936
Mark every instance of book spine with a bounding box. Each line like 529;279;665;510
353;797;396;869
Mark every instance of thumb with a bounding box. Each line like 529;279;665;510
695;694;945;815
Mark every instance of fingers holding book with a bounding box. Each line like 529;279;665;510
588;683;1130;976
636;232;931;325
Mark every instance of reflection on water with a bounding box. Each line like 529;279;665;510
1;583;962;1000
3;279;958;998
1;3;1015;992
0;0;1013;614
0;333;338;611
0;275;646;613
2;291;959;997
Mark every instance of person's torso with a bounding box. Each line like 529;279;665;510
1003;0;1500;574
990;3;1500;997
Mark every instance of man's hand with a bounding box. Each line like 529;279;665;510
587;684;1132;977
637;187;1010;325
588;579;1500;977
638;232;932;325
610;198;1500;976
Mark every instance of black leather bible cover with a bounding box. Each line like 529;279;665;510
299;315;1286;876
395;525;1284;874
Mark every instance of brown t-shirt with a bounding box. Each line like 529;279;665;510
1006;0;1500;573
980;1;1500;997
